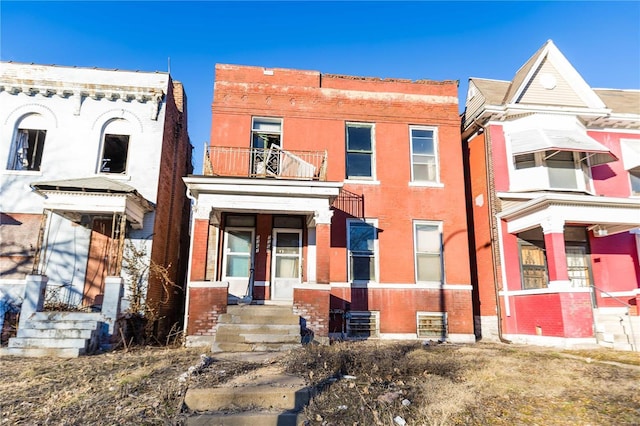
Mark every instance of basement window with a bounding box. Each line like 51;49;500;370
417;312;447;339
346;311;380;339
100;134;130;174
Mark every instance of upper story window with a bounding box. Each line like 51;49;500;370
410;126;439;183
347;219;378;282
8;129;47;171
100;134;130;174
511;150;592;192
7;113;48;172
99;118;133;175
346;123;374;179
252;117;282;149
251;117;282;176
630;168;640;196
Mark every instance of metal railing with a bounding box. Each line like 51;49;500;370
204;144;328;181
591;283;637;352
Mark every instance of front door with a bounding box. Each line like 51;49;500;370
83;218;112;307
271;229;302;301
222;227;254;301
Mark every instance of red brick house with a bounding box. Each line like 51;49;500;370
462;40;640;350
183;64;474;347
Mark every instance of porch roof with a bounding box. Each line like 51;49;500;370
497;193;640;237
184;175;343;221
30;177;153;229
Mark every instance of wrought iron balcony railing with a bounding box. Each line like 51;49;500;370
203;145;328;181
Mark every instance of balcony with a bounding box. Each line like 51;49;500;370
204;145;328;181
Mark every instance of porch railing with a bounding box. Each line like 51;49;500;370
204;144;328;181
591;283;637;352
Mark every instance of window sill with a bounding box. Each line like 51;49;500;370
409;181;444;188
345;179;380;185
3;170;43;176
97;173;131;181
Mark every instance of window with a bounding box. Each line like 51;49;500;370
546;150;578;189
630;168;640;196
223;228;253;278
346;123;374;179
8;129;46;171
347;219;377;282
410;127;438;182
100;134;130;174
251;117;282;176
414;222;442;282
514;153;536;170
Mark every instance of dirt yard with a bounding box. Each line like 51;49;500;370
0;341;638;425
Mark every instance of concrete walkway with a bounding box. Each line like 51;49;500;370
185;352;311;426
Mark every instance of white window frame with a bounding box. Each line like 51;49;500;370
251;117;283;149
347;218;379;283
413;220;443;284
345;122;375;181
409;125;440;185
509;150;594;193
221;227;255;280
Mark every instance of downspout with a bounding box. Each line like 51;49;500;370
182;187;198;339
482;122;511;344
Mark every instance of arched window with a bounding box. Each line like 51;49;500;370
7;113;47;171
99;118;132;174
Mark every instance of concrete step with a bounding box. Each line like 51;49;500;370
187;410;304;426
215;324;300;336
31;312;104;322
0;347;84;358
214;333;301;345
212;342;301;353
185;379;310;412
8;336;90;349
17;328;96;339
226;305;295;316
23;320;103;330
218;314;300;325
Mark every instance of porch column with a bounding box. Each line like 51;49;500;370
314;209;333;284
18;275;48;329
541;217;570;288
190;218;210;281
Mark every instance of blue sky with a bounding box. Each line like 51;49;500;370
2;1;639;173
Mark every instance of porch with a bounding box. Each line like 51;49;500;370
183;147;342;346
496;193;640;350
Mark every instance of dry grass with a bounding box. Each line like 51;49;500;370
0;342;638;425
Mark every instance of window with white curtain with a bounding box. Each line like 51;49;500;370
410;126;439;183
414;221;443;282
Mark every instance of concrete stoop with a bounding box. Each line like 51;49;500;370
0;312;105;358
185;363;311;426
212;305;302;353
594;311;640;352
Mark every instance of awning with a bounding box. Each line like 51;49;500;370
30;177;153;229
510;129;617;166
620;139;640;171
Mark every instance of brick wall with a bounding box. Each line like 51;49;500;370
186;285;228;336
294;287;330;343
0;213;42;279
147;78;193;337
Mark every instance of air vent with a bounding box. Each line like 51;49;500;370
417;312;447;339
346;311;379;338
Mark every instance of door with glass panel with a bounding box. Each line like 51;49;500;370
271;229;302;301
566;246;591;288
222;228;254;301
